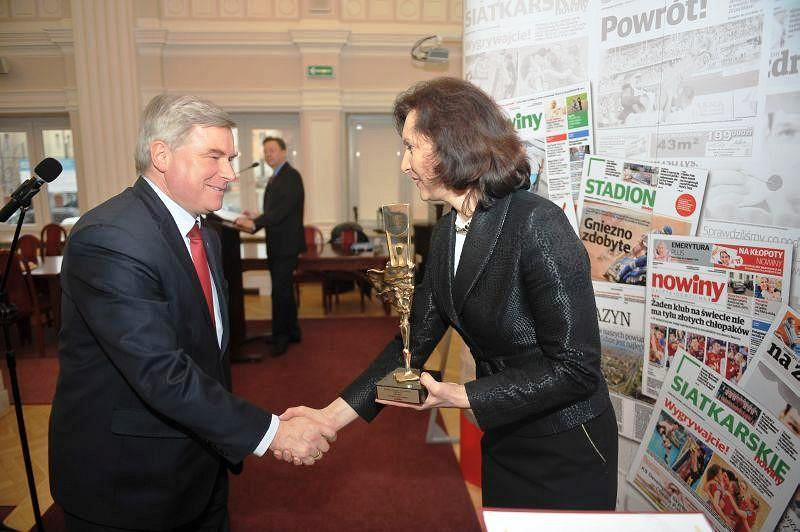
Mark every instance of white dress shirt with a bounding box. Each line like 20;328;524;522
453;213;471;275
143;177;279;455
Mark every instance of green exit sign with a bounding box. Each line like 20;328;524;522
307;65;334;78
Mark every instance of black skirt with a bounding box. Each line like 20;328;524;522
481;406;618;510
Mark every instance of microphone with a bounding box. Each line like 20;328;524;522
236;161;259;176
0;157;62;223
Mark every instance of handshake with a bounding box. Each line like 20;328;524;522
264;378;465;466
267;405;340;466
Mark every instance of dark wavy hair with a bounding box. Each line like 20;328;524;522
393;77;530;213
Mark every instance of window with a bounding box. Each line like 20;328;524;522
0;131;33;223
42;128;78;223
347;114;421;227
225;114;300;215
0;116;79;227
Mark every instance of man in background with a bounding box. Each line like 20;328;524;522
236;137;305;357
50;95;333;531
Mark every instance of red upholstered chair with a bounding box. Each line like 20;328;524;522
40;223;68;256
304;225;325;252
17;234;49;303
0;250;52;356
294;226;325;307
17;234;41;268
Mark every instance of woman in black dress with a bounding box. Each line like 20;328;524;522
281;77;618;510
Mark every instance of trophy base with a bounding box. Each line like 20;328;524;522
376;369;440;405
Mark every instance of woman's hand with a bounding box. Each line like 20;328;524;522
376;372;470;410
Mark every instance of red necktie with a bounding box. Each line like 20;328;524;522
187;223;216;328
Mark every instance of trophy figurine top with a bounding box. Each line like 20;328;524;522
366;204;418;383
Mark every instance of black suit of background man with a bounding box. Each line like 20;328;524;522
240;137;306;357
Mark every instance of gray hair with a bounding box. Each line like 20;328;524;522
135;93;235;174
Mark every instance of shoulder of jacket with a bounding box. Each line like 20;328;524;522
509;189;561;219
71;188;154;242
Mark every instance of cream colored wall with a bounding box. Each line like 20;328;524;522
0;0;463;227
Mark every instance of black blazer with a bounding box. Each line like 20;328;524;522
49;178;272;529
253;161;306;258
341;190;610;436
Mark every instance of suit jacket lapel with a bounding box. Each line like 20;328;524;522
133;178;218;338
202;223;229;355
451;194;512;314
437;209;460;326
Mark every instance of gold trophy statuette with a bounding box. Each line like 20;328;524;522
367;204;428;404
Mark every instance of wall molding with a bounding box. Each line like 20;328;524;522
0;88;70;112
342;89;397;112
1;23;462;57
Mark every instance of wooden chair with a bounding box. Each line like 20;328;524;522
0;250;52;356
294;226;325;307
40;223;68;256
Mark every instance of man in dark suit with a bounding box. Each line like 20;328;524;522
49;94;335;531
235;137;305;357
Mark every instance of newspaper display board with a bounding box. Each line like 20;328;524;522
739;305;800;531
700;220;800;309
642;235;793;401
628;351;800;531
463;0;800;513
576;155;708;440
499;82;594;229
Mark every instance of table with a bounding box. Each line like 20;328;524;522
242;243;390;314
242;243;387;274
29;255;62;331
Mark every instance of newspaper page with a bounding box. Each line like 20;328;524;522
700;220;800;310
597;283;656;441
576;155;708;287
587;0;800;231
499;82;593;228
628;351;800;531
576;155;708;439
642;235;793;401
463;0;591;101
739;305;800;531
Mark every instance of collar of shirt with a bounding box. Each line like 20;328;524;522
271;161;286;177
142;176;201;236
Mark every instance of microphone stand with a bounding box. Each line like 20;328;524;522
1;202;45;531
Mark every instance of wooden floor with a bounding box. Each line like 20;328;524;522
1;283;482;530
0;405;53;531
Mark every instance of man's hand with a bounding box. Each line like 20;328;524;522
279;399;360;456
268;415;337;466
234;216;255;231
